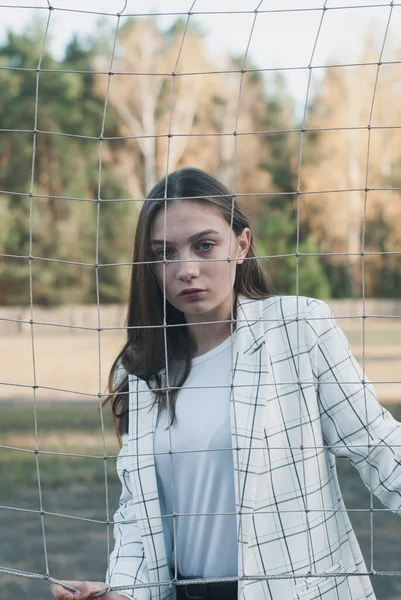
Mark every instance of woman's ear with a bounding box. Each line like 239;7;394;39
236;227;252;264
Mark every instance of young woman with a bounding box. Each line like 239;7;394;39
51;167;401;600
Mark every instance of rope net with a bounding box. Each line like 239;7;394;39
0;1;400;599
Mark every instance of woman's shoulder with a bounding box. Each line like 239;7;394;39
259;294;330;319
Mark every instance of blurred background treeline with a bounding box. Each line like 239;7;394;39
0;17;400;306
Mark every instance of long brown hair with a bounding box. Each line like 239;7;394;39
105;167;274;435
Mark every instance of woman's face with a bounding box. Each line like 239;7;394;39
150;200;251;323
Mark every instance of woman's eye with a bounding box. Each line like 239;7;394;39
199;242;214;251
155;248;171;259
154;243;213;259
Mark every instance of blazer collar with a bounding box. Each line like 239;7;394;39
234;293;266;355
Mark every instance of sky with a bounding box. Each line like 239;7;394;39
0;0;400;111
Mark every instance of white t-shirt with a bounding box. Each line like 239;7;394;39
154;335;238;578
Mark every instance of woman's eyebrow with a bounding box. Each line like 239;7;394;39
151;229;220;246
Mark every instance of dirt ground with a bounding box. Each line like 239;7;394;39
1;317;400;403
0;330;125;401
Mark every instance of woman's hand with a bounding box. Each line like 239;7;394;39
50;580;130;600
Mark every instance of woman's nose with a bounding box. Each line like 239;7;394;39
177;256;200;281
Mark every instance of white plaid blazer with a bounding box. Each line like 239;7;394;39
106;294;401;600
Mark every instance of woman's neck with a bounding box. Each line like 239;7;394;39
185;292;237;357
188;316;237;357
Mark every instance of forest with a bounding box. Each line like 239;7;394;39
0;17;400;305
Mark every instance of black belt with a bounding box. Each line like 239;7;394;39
175;573;238;600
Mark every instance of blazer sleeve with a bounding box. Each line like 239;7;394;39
106;434;151;600
106;360;150;599
305;298;401;513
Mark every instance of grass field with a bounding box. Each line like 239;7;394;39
0;401;120;599
1;401;401;599
0;316;400;598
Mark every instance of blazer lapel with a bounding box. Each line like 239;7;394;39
127;375;170;588
232;295;270;574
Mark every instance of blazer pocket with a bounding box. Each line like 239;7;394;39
292;561;346;599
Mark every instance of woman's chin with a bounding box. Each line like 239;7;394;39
180;300;212;319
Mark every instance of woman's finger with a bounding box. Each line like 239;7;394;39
50;581;77;600
50;580;126;600
69;580;110;599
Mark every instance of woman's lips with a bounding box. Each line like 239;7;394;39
179;290;206;300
